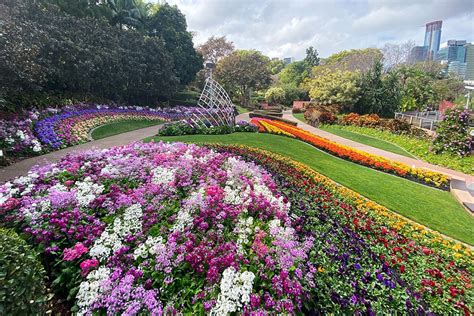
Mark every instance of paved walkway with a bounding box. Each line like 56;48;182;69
0;124;163;184
241;111;474;212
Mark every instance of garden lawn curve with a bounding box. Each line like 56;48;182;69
318;125;416;158
91;119;164;140
149;133;474;245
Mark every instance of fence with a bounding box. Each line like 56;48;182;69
394;111;441;131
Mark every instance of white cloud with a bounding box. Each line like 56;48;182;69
151;0;474;59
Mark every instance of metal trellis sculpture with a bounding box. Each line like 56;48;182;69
189;76;236;128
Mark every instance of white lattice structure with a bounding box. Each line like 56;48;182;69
190;77;235;127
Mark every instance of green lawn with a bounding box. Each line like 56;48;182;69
91;119;163;140
292;113;415;158
319;125;416;158
148;133;473;245
236;104;250;114
293;112;305;122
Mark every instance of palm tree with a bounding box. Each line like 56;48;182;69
107;0;149;30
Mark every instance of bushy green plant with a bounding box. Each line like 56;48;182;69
432;108;473;157
265;87;286;105
0;228;48;314
158;121;257;136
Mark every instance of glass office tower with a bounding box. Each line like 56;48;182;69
424;21;442;60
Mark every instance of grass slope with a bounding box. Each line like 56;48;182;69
148;133;473;244
91;119;163;140
292;113;415;158
319;125;416;158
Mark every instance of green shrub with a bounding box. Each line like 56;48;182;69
0;228;48;314
158;121;257;136
432;108;473;157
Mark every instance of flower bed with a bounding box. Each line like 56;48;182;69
0;142;471;314
0;110;44;166
1;105;198;166
35;105;196;148
251;118;450;189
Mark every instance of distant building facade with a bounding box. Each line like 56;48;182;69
465;44;474;80
409;46;428;63
424;20;442;60
283;57;295;65
436;40;467;78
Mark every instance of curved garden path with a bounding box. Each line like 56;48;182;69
237;111;474;213
0;124;163;184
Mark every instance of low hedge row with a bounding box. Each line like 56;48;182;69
0;228;49;314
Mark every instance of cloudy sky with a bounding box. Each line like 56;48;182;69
155;0;474;59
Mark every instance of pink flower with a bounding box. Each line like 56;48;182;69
62;242;88;261
80;258;99;275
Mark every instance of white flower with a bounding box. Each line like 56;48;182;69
133;236;164;260
0;149;3;157
89;204;143;261
16;130;25;141
171;208;193;232
76;267;110;315
75;177;104;207
31;139;42;152
151;166;176;186
211;267;255;316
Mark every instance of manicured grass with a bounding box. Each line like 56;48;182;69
318;125;416;158
236;105;250;114
91;119;163;140
292;112;415;158
148;132;474;244
293;112;305;122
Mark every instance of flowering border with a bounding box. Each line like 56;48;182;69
250;118;450;190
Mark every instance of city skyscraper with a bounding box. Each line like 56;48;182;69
436;40;467;78
465;44;474;80
424;20;442;60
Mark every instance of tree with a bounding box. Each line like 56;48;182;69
215;50;272;107
147;3;203;85
432;77;465;103
305;68;361;112
397;67;435;111
0;0;179;107
322;48;383;73
304;46;320;67
268;58;286;75
197;36;234;64
354;60;400;116
278;61;310;87
265;87;286;105
381;41;415;69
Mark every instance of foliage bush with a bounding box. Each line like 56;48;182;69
158;120;258;136
0;0;202;108
265;87;286;105
432;108;473;157
0;228;48;314
304;105;338;126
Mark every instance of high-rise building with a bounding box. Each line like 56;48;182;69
436;40;467;78
283;57;295;65
409;46;428;63
465;44;474;80
436;40;467;62
424;20;442;60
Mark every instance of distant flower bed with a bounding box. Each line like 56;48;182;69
251;118;450;189
0;142;471;314
0;105;198;166
158;120;258;136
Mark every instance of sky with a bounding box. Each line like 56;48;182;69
152;0;474;60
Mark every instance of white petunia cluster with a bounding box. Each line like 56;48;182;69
89;204;143;261
76;266;111;315
211;267;255;316
133;236;164;260
31;139;42;152
235;216;254;254
75;177;104;207
151;166;176;186
171;208;194;232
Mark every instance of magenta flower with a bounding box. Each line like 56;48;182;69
63;242;88;261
